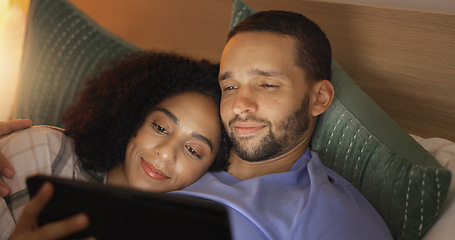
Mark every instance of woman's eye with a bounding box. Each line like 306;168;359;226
185;145;202;159
152;122;168;134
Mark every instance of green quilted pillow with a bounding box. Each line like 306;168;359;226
13;0;139;127
230;0;451;239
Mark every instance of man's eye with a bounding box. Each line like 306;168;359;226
223;86;237;91
262;83;278;88
185;145;202;159
152;122;168;134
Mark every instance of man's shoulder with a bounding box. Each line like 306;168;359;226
0;125;71;166
0;125;64;140
307;150;353;186
305;151;393;239
23;125;65;135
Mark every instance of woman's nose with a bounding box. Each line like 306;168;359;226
154;140;177;164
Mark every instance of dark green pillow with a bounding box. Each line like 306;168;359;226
13;0;139;127
230;0;451;239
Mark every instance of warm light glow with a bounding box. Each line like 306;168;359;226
0;1;9;28
0;0;28;121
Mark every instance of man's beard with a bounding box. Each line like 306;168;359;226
226;96;310;162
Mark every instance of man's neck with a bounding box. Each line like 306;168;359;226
227;140;310;180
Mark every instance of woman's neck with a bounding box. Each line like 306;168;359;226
105;163;128;187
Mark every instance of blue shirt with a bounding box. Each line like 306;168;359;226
175;149;392;240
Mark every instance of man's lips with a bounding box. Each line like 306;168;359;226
141;158;170;180
232;123;266;135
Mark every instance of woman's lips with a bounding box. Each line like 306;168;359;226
141;158;170;180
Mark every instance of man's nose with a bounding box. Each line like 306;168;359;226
232;87;258;115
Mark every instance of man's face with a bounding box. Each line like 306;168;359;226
219;32;312;162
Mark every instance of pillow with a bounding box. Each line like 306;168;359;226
230;1;451;239
12;0;140;127
413;136;455;240
314;62;451;240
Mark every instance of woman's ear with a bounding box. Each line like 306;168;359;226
310;80;334;117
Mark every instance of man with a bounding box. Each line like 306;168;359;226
2;11;392;239
173;10;391;239
0;118;32;191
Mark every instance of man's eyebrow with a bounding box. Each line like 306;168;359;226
219;69;283;82
218;72;231;82
156;108;179;125
250;69;283;77
191;133;213;153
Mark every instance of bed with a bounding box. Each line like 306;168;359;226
8;0;455;239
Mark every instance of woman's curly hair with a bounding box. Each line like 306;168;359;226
62;50;230;173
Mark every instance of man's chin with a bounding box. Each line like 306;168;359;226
233;140;277;162
232;135;261;148
232;139;259;157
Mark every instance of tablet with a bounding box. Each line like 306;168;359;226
26;174;232;240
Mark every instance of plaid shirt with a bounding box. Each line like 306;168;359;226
0;126;105;239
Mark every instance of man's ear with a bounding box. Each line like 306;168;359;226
310;80;334;117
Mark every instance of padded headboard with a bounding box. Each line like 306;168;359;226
70;0;455;142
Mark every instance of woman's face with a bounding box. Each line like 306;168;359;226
123;92;221;193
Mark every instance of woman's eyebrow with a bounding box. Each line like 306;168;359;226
156;108;213;153
156;108;179;124
191;133;213;153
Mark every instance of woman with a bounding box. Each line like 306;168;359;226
0;51;229;239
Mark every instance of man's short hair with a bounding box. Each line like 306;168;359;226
228;10;332;84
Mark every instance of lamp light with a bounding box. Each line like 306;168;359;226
0;0;28;121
